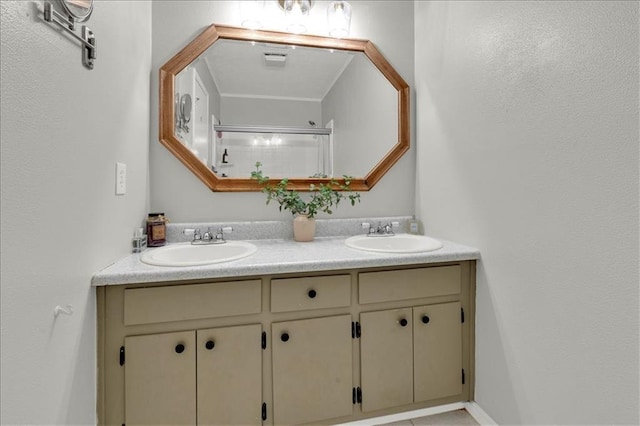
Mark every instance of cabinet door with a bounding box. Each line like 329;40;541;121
360;308;413;412
272;315;353;425
413;302;462;402
125;331;196;426
196;324;262;425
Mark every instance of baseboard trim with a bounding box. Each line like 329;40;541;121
337;401;497;426
464;401;498;425
337;402;466;425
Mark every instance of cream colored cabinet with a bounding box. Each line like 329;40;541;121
270;275;351;313
123;324;262;426
360;308;414;412
412;302;462;402
98;262;475;426
125;331;196;426
197;324;263;425
272;314;353;425
360;302;463;412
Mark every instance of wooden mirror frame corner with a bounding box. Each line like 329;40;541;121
159;24;409;192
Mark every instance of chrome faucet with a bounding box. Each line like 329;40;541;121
202;228;214;243
361;221;400;237
183;226;233;245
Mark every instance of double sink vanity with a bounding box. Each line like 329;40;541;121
92;17;481;425
93;217;479;425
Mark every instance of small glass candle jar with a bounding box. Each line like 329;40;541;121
146;213;167;247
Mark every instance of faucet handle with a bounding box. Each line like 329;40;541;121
193;228;202;241
361;222;377;234
214;226;232;242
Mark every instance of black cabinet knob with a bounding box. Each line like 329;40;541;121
308;289;317;299
205;340;215;350
175;343;185;354
422;315;430;324
281;332;290;342
399;318;408;327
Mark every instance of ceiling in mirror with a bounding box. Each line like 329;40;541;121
206;39;354;100
160;24;409;192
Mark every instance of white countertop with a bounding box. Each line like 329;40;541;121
92;236;480;286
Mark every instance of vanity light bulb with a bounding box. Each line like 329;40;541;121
240;0;265;30
327;1;352;38
284;0;311;34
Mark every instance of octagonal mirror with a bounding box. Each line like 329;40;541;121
160;24;409;191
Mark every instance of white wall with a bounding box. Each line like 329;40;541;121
322;53;397;177
415;1;639;424
221;96;321;127
0;1;151;424
150;1;416;222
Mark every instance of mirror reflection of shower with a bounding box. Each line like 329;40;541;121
213;122;334;179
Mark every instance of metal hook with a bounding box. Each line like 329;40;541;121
54;304;74;317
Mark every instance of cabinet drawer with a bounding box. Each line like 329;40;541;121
359;266;460;304
124;280;261;325
271;275;351;313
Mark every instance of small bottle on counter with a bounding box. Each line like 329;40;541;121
132;228;147;253
146;213;167;247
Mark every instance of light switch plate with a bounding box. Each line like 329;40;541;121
116;162;126;195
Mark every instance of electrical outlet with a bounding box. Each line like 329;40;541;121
116;162;126;195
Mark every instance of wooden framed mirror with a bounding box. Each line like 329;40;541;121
159;24;409;191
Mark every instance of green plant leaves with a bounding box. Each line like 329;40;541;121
250;162;360;218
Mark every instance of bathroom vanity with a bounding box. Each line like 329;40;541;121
94;232;479;426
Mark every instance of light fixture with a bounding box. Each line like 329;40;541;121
278;0;312;34
240;0;353;39
327;1;352;38
240;0;265;30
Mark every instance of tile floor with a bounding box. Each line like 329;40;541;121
381;409;479;426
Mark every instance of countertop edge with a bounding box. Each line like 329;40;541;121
92;236;480;287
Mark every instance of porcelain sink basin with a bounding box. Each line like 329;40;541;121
141;241;257;267
345;233;443;253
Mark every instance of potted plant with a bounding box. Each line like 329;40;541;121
251;162;360;242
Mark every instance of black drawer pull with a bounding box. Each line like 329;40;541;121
399;318;408;327
281;333;290;342
308;289;317;299
175;343;185;354
422;315;430;324
205;340;215;350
